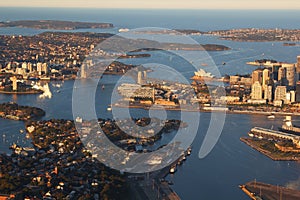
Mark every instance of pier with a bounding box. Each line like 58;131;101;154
240;181;300;200
128;147;191;200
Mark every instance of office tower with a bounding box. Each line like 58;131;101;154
251;81;262;100
81;64;87;79
252;69;263;85
297;56;300;80
290;90;296;103
262;68;270;89
10;76;17;91
42;63;48;74
296;81;300;102
282;63;295;87
275;86;287;101
278;67;286;81
264;85;273;102
137;71;142;85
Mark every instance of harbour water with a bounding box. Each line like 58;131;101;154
0;8;300;199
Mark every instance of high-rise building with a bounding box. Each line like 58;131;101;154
282;63;295;87
251;81;262;100
296;56;300;80
42;63;48;74
278;67;286;82
290;90;296;103
252;69;263;85
296;81;300;102
10;76;17;91
27;62;33;73
275;86;287;101
37;62;42;75
137;71;142;85
80;64;87;79
262;68;270;89
264;85;273;102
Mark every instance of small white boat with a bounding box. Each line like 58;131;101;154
170;166;176;173
267;115;275;119
119;28;130;33
107;107;112;111
248;133;254;137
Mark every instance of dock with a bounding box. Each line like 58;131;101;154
240;181;300;200
127;147;192;200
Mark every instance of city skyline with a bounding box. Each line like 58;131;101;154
0;0;299;10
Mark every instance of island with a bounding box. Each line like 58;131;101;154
0;102;45;120
0;20;113;30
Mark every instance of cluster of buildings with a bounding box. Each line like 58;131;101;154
117;69;194;107
0;119;127;199
208;28;300;42
229;56;300;107
0;32;114;81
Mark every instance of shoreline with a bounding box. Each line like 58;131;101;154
0;90;43;94
112;103;300;116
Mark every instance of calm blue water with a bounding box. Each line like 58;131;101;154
0;8;300;199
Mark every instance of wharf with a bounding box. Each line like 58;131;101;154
128;148;191;200
240;137;300;161
240;181;300;200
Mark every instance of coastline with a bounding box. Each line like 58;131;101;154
112;103;300;116
0;90;43;95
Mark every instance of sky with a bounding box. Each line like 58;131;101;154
0;0;299;9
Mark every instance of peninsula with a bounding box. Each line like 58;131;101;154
207;28;300;42
0;20;113;30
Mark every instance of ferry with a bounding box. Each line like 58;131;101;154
187;146;192;155
118;28;130;33
267;115;275;119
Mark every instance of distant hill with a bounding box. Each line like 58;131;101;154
0;20;113;30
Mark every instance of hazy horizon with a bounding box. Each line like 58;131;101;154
0;0;299;10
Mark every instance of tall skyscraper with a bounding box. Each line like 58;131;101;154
264;85;273;102
137;71;142;85
275;86;287;101
262;68;270;89
252;69;263;85
278;67;286;81
251;81;262;100
10;76;17;91
80;64;87;79
282;63;295;87
296;56;300;81
296;81;300;102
